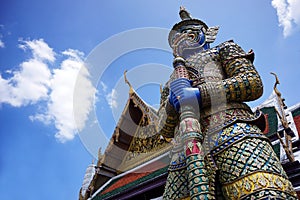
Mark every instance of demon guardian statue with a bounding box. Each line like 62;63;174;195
158;7;297;200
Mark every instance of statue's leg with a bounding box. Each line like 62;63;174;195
163;151;189;199
213;123;297;200
163;153;216;200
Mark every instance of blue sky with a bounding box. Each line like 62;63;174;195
1;0;300;199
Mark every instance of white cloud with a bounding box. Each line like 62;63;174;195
19;38;55;62
0;40;4;48
73;61;97;133
106;89;118;109
0;39;52;107
98;81;117;109
33;49;96;143
46;50;84;141
289;0;300;24
0;39;96;143
0;25;5;48
100;81;108;92
272;0;300;37
29;113;52;125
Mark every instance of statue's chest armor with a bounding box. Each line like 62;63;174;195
185;48;226;84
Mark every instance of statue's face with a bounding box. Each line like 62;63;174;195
181;25;206;46
172;25;209;58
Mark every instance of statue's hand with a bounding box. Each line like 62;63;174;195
169;78;201;112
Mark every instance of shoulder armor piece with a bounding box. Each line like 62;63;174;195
218;40;255;63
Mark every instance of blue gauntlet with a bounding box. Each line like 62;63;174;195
169;78;202;112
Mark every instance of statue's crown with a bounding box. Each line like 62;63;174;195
179;6;192;20
168;7;219;47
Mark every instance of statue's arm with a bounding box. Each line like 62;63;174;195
197;40;263;108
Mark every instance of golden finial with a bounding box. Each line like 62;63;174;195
124;70;134;94
270;72;281;97
270;72;295;162
160;84;163;94
98;147;103;161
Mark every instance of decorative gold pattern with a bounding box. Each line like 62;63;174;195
118;88;173;171
213;136;297;199
120;121;172;171
158;101;179;138
222;172;297;200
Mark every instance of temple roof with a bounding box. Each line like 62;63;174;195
82;84;172;200
92;156;169;200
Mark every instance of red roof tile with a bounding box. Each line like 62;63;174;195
293;115;300;137
101;161;167;195
263;114;269;134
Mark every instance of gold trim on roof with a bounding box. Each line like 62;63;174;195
118;111;172;171
124;70;134;94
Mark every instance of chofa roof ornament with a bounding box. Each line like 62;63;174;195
168;6;219;47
